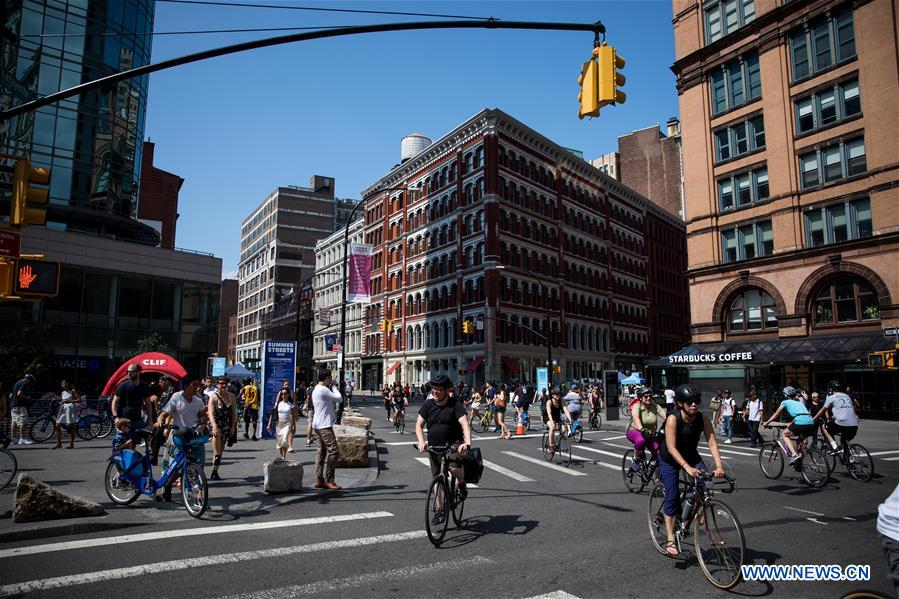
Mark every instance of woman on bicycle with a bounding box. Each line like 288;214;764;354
563;384;583;433
546;387;572;450
626;386;666;465
393;391;408;427
588;385;603;427
468;388;483;423
658;384;725;557
762;386;815;463
54;380;80;449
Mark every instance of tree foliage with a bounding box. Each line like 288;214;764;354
129;332;170;357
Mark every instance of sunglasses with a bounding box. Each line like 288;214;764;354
683;399;701;406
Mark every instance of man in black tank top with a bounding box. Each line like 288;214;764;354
657;385;725;557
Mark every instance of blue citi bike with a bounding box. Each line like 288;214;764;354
104;424;210;518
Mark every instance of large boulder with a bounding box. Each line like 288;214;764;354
13;475;106;523
263;459;303;494
333;424;368;467
340;415;371;431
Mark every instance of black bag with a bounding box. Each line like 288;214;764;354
462;447;484;484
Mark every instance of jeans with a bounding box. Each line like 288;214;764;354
720;415;732;440
313;427;340;484
747;420;762;446
659;455;705;517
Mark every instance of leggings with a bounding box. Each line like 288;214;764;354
658;455;706;517
626;429;660;458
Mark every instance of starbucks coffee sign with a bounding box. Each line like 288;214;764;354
668;352;753;364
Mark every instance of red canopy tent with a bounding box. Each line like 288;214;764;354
101;352;189;397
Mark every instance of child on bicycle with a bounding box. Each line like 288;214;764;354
112;418;134;454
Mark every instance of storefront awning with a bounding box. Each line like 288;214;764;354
501;356;521;372
386;360;402;375
467;357;484;373
648;333;895;368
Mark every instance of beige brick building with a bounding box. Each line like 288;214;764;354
665;0;898;416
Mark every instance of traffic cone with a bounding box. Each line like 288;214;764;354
515;416;526;436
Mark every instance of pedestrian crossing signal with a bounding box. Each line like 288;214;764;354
13;258;59;296
868;351;896;369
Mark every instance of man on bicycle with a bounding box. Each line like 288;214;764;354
546;387;572;450
415;375;472;516
813;380;859;456
393;391;408;427
563;384;583;432
659;385;725;557
762;386;815;463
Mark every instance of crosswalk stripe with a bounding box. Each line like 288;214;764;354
716;447;757;457
0;512;395;559
0;530;428;596
571;454;620;471
501;451;588;476
883;456;899;461
482;459;535;482
600;442;632;450
698;451;730;460
413;457;478;487
601;435;627;441
573;445;624;460
524;592;582;599
870;450;899;456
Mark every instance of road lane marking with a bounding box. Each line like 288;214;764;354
0;530;428;596
482;459;535;482
0;512;395;559
502;451;588;476
413;457;478;487
600;441;632;450
715;447;757;457
883;456;899;461
525;592;582;599
601;435;627;441
806;517;827;526
220;555;494;598
570;454;620;471
784;506;824;516
571;445;623;460
698;451;730;460
870;450;899;456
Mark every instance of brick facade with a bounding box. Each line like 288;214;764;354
137;141;182;249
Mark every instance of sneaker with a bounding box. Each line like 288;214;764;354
458;484;468;499
828;447;841;456
252;436;258;441
306;440;313;447
20;439;33;445
431;512;445;525
630;460;642;473
209;471;222;481
724;439;732;444
288;447;295;453
789;453;801;464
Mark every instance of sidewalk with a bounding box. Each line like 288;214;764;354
0;429;380;543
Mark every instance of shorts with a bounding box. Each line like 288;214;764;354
491;406;506;414
569;410;581;421
427;447;464;478
825;421;858;443
549;407;562;423
244;408;258;423
787;423;816;439
11;407;28;426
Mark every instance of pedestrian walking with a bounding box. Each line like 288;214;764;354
494;384;511;439
743;390;764;447
715;389;736;444
242;378;260;440
206;376;237;481
267;388;296;460
311;370;342;490
54;380;80;449
9;373;35;445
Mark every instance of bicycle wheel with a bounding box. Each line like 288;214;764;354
104;461;140;505
0;448;17;491
621;402;631;417
29;416;55;443
622;449;645;494
97;416;113;438
450;477;465;528
646;482;669;555
800;448;829;488
693;499;746;590
574;425;583;443
76;415;99;441
542;432;555;462
721;460;737;493
758;442;783;479
425;476;450;546
846;444;874;482
813;438;837;472
182;462;208;518
558;433;572;467
594;413;602;431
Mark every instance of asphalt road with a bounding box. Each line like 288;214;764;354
1;400;897;599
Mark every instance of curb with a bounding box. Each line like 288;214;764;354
0;519;151;544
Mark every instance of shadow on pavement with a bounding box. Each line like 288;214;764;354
436;513;539;548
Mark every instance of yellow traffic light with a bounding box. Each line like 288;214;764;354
11;159;50;227
577;49;600;119
598;44;626;106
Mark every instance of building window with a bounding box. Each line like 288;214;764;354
798;136;865;189
717;166;769;211
705;0;755;43
795;78;861;135
729;289;778;332
812;275;879;325
714;115;765;162
805;197;871;247
711;51;761;116
721;220;772;263
789;6;855;82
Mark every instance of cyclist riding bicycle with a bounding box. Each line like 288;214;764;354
658;384;725;557
415;375;472;521
393;391;408;426
563;384;583;432
626;386;667;466
546;387;572;450
588;385;604;424
813;380;859;456
762;386;816;463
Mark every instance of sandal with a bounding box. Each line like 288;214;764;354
665;541;680;557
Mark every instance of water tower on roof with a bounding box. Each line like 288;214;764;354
401;132;431;163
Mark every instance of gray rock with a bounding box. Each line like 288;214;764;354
333;424;368;467
340;415;372;431
263;459;304;494
13;474;106;523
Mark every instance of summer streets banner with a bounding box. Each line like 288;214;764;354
348;243;373;303
260;340;296;438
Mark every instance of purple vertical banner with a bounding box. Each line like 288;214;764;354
348;243;373;304
259;340;296;438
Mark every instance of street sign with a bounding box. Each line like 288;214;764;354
211;357;227;377
13;258;59;296
884;327;899;337
0;230;20;257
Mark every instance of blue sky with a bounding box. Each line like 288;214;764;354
146;1;679;274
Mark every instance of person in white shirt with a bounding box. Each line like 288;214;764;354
664;386;676;415
877;482;899;596
154;379;207;502
715;389;736;444
742;390;765;447
311;370;343;490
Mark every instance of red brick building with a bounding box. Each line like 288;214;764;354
358;109;689;388
218;278;238;360
137;141;183;249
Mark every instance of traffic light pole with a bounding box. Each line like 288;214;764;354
338;199;366;402
1;20;604;122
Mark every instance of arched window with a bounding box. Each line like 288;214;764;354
442;321;450;347
812;276;880;325
729;289;778;332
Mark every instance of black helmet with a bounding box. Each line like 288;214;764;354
550;386;562;396
826;380;843;391
674;384;701;404
429;375;453;390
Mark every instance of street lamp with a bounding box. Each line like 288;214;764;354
338;198;366;400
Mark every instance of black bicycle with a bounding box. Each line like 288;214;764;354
622;432;661;494
424;445;466;546
812;425;874;482
589;406;603;430
394;409;406;435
